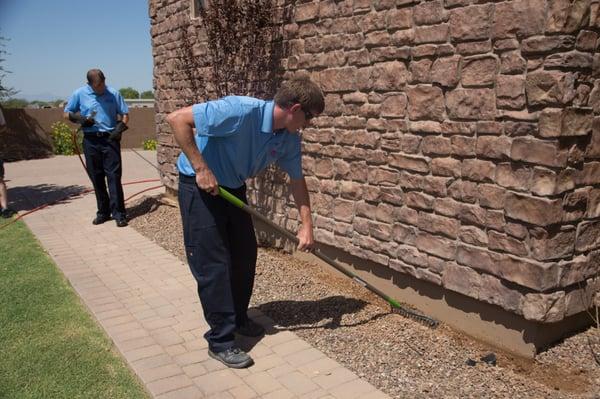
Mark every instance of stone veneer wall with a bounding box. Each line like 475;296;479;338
150;0;600;324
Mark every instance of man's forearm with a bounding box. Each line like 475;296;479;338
290;177;313;227
174;127;207;172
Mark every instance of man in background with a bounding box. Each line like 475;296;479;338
64;69;129;227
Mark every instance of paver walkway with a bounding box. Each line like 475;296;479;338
5;151;389;399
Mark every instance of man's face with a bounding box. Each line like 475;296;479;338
91;80;106;95
286;103;318;133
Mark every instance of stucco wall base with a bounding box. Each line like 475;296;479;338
254;219;594;359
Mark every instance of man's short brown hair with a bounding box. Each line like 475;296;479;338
274;76;325;115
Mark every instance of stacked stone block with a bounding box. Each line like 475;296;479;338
150;0;600;324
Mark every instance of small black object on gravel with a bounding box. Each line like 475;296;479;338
466;358;477;367
480;352;497;366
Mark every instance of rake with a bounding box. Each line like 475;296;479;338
219;187;439;328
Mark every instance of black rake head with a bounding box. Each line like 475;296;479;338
391;305;439;328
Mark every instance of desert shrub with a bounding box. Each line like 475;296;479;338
142;139;157;151
50;121;81;155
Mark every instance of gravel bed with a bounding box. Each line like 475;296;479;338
128;195;600;398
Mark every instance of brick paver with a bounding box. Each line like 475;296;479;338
6;152;389;399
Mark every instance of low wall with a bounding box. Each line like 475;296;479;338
0;107;156;161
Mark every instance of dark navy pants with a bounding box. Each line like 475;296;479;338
82;135;126;220
178;174;257;352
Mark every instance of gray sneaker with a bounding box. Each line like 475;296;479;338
208;347;254;368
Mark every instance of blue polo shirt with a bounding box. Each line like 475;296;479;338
64;84;128;133
177;96;303;188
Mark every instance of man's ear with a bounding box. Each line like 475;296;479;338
289;103;302;113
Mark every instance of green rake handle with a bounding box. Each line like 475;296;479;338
218;187;438;328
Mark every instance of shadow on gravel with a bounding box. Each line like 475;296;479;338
257;295;389;331
8;184;88;211
126;195;164;222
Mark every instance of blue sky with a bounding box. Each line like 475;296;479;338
0;0;154;101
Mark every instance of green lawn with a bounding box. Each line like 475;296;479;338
0;220;149;399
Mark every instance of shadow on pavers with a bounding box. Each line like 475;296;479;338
236;334;265;353
256;295;388;332
8;184;88;211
